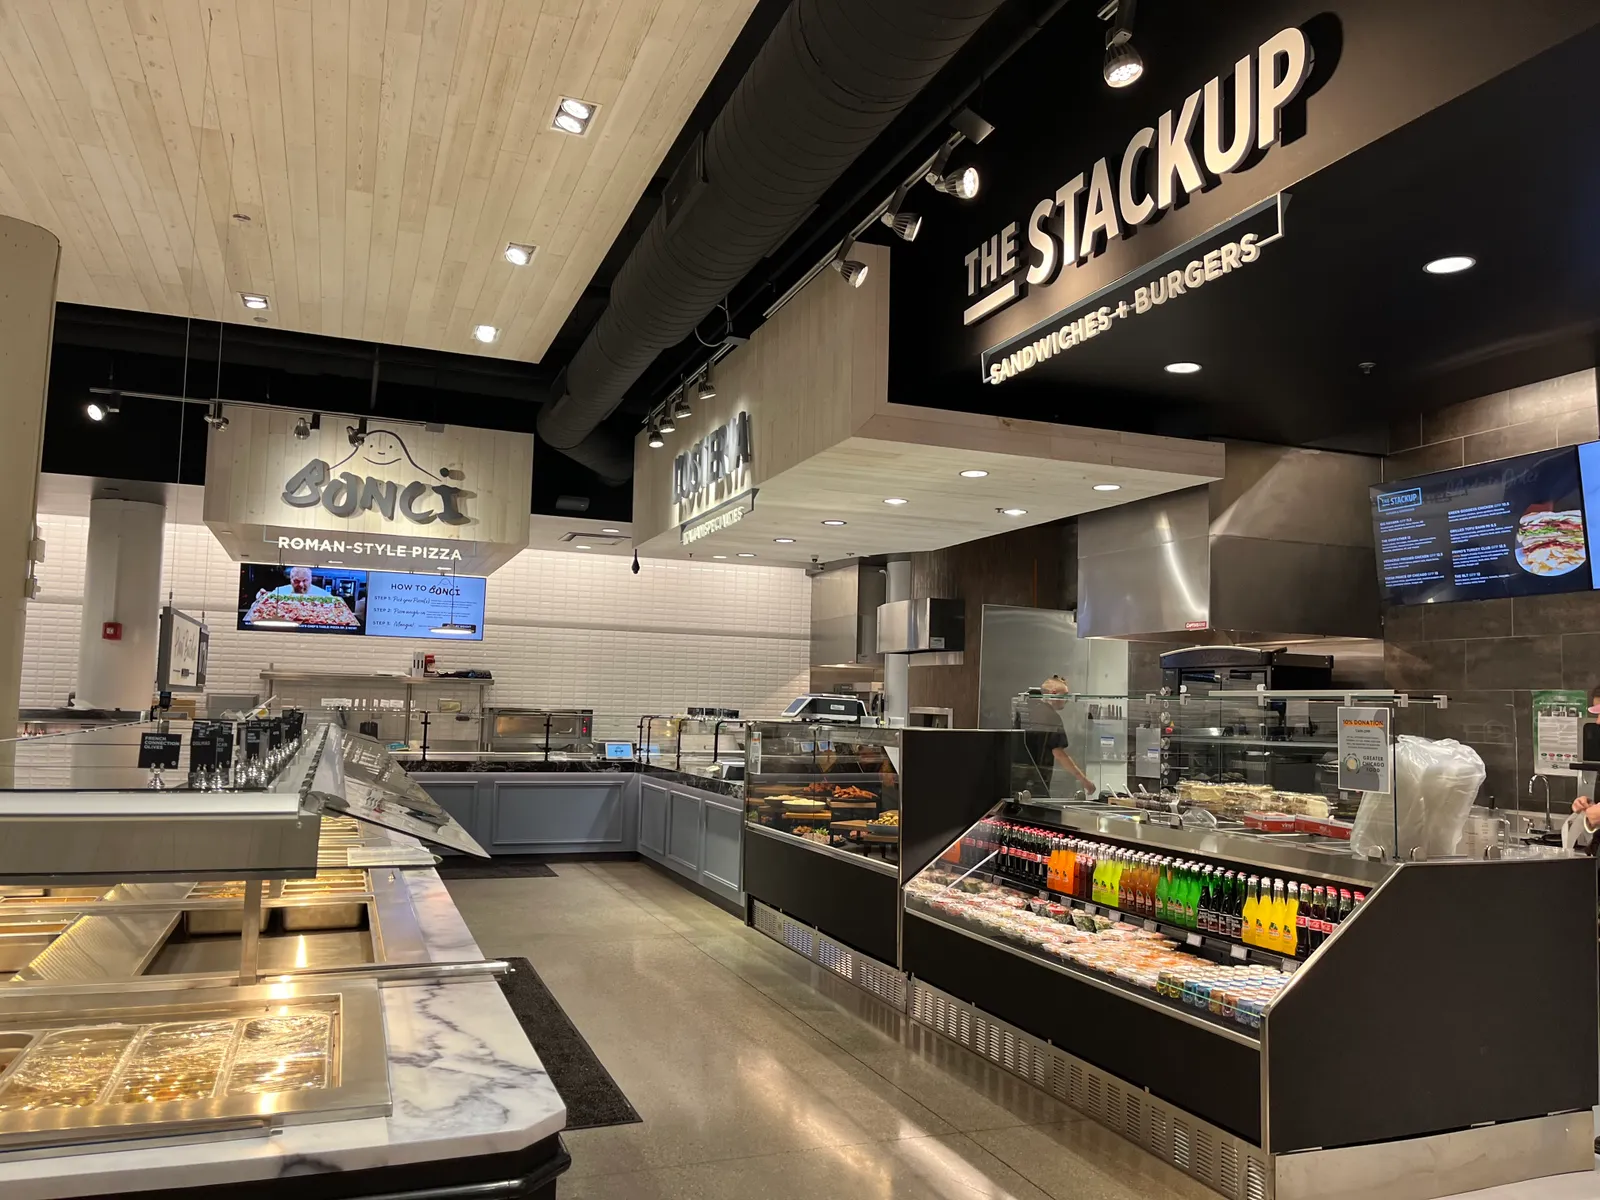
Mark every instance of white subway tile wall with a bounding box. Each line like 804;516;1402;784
25;514;812;718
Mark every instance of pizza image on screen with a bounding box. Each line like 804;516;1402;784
244;594;361;628
1515;509;1587;576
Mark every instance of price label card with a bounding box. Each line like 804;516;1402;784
1230;944;1249;961
1185;932;1203;947
1084;904;1097;916
1283;960;1300;974
1143;920;1158;933
138;732;182;770
1108;910;1122;923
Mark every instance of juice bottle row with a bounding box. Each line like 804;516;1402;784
959;819;1365;959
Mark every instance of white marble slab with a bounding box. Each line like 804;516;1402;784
0;863;565;1199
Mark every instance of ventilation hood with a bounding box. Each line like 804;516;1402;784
810;560;886;668
1077;444;1382;643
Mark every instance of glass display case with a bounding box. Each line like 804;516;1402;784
745;723;901;864
648;716;748;783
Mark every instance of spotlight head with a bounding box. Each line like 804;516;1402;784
831;258;870;288
294;417;311;440
204;404;229;431
86;401;117;422
503;242;536;266
696;376;717;402
928;166;979;199
657;412;677;435
881;210;923;242
646;427;665;449
348;418;368;446
1103;40;1144;87
673;393;694;421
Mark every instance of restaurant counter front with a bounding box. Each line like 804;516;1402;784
0;720;568;1200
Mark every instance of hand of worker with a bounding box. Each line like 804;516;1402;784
1573;796;1600;829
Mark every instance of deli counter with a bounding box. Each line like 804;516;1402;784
745;696;1598;1200
0;719;568;1199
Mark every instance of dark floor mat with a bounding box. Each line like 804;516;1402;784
496;957;642;1131
437;856;558;880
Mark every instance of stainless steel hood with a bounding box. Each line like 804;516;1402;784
1077;443;1382;642
810;560;886;667
876;599;965;654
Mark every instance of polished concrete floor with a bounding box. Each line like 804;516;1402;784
447;861;1600;1200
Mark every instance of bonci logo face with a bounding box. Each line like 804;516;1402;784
282;428;471;526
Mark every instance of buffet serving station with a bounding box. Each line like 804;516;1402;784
0;719;567;1199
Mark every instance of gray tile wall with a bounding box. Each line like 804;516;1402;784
1382;369;1600;812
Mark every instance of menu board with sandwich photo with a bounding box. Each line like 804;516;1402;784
1371;447;1589;605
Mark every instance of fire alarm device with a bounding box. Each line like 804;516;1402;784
102;622;122;640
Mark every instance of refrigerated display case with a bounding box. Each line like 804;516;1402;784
742;723;1021;968
899;800;1595;1197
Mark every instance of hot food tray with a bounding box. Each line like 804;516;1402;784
0;978;389;1154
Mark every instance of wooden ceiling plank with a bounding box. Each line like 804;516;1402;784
359;0;423;342
0;14;139;292
382;0;462;343
242;44;301;326
312;0;351;336
407;0;503;347
276;0;321;329
340;0;384;335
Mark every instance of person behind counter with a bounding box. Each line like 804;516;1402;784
1020;675;1097;799
1568;684;1600;852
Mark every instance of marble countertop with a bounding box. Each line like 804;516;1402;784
0;833;565;1199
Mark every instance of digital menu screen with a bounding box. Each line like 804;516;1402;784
365;571;486;640
237;566;487;639
1371;447;1589;605
238;565;367;633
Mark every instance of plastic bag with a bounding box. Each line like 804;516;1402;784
1350;735;1485;859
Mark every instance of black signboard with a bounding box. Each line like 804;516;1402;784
1371;447;1590;605
138;732;183;770
244;721;264;761
190;721;234;769
268;719;284;751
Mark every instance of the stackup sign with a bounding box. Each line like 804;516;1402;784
961;26;1312;333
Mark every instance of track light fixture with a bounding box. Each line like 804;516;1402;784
204;402;228;431
882;210;923;241
86;400;118;422
673;390;694;421
830;237;869;289
293;412;321;440
348;417;368;446
696;372;717;403
657;410;678;435
930;165;980;199
647;426;665;449
1101;0;1144;88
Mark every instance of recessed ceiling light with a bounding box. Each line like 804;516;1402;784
1093;483;1122;492
712;554;728;560
472;324;499;344
959;469;989;479
553;97;597;135
821;519;847;526
737;552;757;558
774;538;795;544
240;292;269;310
883;497;908;506
504;242;536;266
575;544;591;550
1424;255;1475;275
1164;362;1201;375
601;527;620;534
1000;507;1027;517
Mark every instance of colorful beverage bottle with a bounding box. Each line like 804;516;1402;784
1284;882;1300;958
1242;876;1260;946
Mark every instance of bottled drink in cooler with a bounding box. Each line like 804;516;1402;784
1284;882;1300;958
1242;877;1260;946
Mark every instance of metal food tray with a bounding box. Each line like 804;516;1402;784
0;979;389;1154
279;871;370;932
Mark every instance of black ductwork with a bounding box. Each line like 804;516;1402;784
537;0;1009;485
